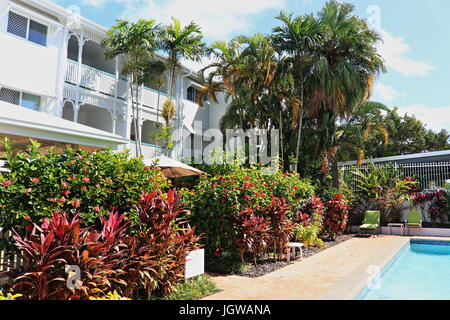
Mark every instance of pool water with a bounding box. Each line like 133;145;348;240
359;240;450;300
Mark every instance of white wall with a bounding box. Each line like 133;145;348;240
0;4;65;116
209;92;228;130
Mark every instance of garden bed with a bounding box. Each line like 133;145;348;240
238;234;356;278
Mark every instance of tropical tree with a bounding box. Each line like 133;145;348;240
272;11;321;168
331;101;390;166
303;0;386;187
102;19;160;157
359;107;450;158
159;17;206;101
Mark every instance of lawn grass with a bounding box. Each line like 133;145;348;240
163;275;220;300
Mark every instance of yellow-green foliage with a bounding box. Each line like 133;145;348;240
293;224;324;248
89;291;131;301
0;291;22;300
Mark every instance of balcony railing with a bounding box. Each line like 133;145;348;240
65;59;127;99
141;86;173;111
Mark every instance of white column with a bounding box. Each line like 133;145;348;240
112;114;117;135
76;32;85;87
73;103;80;123
55;26;69;118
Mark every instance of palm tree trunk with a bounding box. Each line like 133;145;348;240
135;82;142;158
156;85;161;126
280;110;284;168
295;67;304;172
129;75;140;158
331;155;339;189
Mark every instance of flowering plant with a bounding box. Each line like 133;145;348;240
0;140;169;231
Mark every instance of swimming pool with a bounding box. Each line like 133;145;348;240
358;240;450;300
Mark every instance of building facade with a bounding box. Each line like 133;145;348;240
0;0;228;160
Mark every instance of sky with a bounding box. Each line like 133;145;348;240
54;0;450;132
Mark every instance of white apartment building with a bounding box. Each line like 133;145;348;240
0;0;227;160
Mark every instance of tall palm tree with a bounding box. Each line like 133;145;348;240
102;19;160;158
272;12;321;168
304;0;386;187
159;17;206;101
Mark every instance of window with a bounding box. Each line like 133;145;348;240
28;20;48;46
7;11;27;38
0;88;20;105
187;86;200;103
7;11;48;46
0;88;41;111
21;93;41;111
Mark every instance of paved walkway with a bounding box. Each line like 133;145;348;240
204;236;410;300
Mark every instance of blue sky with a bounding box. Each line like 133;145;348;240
54;0;450;132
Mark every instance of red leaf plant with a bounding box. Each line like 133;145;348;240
322;194;349;240
4;189;200;300
266;197;294;261
234;211;270;266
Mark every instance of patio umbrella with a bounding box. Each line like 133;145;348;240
143;156;204;178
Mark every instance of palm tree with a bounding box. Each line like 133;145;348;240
272;11;321;169
102;19;160;158
159;17;206;101
323;101;390;170
304;0;386;187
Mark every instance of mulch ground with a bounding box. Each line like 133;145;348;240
239;234;356;278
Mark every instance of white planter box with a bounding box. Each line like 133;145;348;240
185;249;205;280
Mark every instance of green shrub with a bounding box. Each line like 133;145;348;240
293;224;324;248
293;196;324;247
0;140;169;231
162;275;219;300
205;250;247;275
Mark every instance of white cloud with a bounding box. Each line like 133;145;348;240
396;104;450;132
78;0;286;40
373;82;404;102
377;29;433;76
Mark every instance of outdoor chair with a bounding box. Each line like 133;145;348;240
359;211;381;236
405;211;423;236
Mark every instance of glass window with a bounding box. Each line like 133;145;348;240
187;86;199;103
7;11;28;39
28;20;47;46
21;93;41;111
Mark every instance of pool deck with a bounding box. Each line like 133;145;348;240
204;236;448;300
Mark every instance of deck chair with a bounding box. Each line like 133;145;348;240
360;211;381;236
406;211;423;236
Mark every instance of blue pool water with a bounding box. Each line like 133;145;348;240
359;240;450;300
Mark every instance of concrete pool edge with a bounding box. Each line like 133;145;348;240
318;237;410;300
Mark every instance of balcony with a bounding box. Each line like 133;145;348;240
65;59;128;99
127;141;165;159
66;59;176;113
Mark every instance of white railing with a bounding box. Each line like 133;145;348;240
127;142;165;159
141;86;171;111
65;60;128;99
65;59;78;84
341;162;450;191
